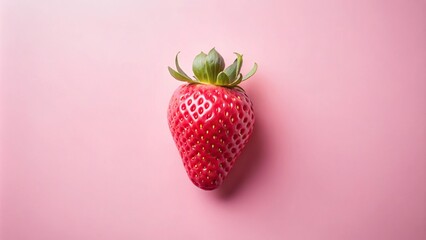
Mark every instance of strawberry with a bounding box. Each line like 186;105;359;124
167;48;257;190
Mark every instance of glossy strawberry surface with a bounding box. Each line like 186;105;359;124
168;84;254;190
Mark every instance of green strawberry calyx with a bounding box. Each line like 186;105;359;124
168;48;258;87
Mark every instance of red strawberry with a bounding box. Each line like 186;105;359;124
167;48;257;190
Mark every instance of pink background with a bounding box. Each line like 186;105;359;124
1;0;426;239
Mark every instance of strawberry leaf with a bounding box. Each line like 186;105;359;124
234;53;243;79
205;48;225;84
229;73;243;87
242;63;258;81
192;52;207;82
175;52;191;79
168;67;195;83
223;54;240;82
216;71;229;85
223;53;243;83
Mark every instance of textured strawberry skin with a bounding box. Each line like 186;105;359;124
168;84;255;190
